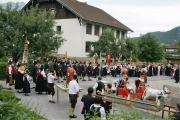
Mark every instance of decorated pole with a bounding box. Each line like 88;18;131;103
22;38;30;64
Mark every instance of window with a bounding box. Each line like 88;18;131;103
94;25;100;36
85;42;91;52
50;8;55;14
121;31;125;39
56;26;61;32
86;23;92;34
116;30;120;38
102;27;106;33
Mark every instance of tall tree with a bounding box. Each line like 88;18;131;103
0;3;65;62
89;29;124;62
138;33;164;62
125;38;139;62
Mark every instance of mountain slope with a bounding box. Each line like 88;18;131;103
134;26;180;44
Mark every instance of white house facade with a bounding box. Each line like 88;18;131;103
23;0;133;58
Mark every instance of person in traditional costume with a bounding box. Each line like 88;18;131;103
11;61;16;85
135;68;147;94
6;60;13;90
23;69;32;96
86;62;93;81
66;63;76;84
62;61;68;80
78;62;83;80
15;64;25;93
35;65;46;94
47;70;57;103
116;70;129;97
82;62;87;81
44;59;52;71
31;60;40;88
102;63;107;77
56;61;63;83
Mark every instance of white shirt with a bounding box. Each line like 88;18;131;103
8;65;12;74
69;80;79;94
93;80;102;90
90;104;106;120
138;78;144;82
47;73;55;83
41;70;46;77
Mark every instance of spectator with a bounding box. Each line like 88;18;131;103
103;83;113;113
89;96;106;120
81;87;95;120
93;76;104;95
68;74;79;118
173;103;180;120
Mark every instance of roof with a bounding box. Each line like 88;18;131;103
166;40;179;49
23;0;133;32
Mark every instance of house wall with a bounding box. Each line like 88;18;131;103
55;19;128;58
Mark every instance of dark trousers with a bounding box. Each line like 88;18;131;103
47;83;55;96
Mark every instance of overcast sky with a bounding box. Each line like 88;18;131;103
2;0;180;37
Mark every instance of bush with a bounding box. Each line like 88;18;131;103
0;85;47;120
0;63;7;80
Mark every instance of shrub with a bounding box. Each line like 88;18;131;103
0;63;7;80
0;85;47;120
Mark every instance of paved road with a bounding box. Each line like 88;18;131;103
0;75;179;120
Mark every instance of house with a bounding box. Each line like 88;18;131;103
165;40;180;64
23;0;133;59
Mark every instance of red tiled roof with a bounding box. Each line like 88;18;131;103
58;0;133;32
166;40;179;49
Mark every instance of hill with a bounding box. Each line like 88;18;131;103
134;26;180;44
0;2;25;9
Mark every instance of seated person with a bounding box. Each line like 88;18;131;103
135;69;146;94
173;103;180;120
116;70;129;97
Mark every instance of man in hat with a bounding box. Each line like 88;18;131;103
87;62;93;81
82;62;87;81
6;60;13;90
62;61;67;80
31;60;40;88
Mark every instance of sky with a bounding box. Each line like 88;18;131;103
2;0;180;37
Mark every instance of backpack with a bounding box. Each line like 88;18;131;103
89;105;101;118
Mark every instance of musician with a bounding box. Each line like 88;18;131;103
23;69;31;96
66;63;76;84
47;70;57;103
6;60;13;90
82;62;87;81
31;60;40;88
87;62;93;81
57;61;63;83
62;61;68;80
44;59;52;71
102;63;107;77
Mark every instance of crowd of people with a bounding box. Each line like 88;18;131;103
4;58;180;119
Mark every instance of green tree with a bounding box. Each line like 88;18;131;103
89;29;123;62
138;33;164;62
0;3;65;62
125;38;139;62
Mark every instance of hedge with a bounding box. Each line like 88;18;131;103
0;85;47;120
0;63;7;80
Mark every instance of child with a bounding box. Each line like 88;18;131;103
23;69;32;96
